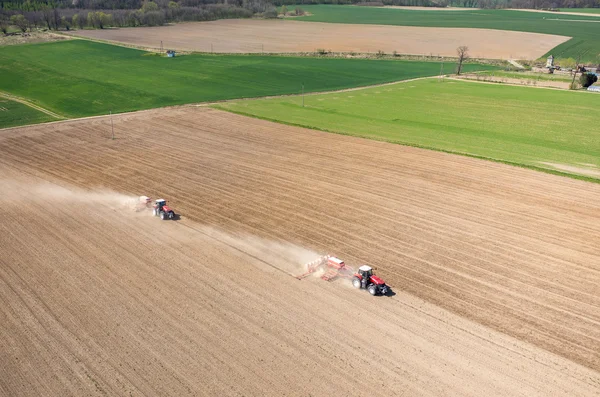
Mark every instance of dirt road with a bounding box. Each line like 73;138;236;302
69;19;569;59
1;107;599;395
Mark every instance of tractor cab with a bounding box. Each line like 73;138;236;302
357;265;373;279
154;199;166;209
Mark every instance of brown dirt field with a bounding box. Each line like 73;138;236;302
68;19;569;59
1;107;600;395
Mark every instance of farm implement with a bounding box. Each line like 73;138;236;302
296;255;389;296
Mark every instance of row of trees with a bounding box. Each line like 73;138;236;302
2;0;599;11
0;0;272;30
271;0;600;9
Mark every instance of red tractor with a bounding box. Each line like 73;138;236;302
153;199;175;220
297;256;389;296
353;265;389;296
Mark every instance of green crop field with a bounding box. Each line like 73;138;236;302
558;8;600;14
0;39;497;125
0;98;54;129
217;79;600;181
297;5;600;62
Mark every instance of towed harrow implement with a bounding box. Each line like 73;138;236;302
296;255;355;282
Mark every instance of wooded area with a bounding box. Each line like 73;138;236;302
1;0;599;31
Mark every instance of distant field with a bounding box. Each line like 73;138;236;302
70;19;567;60
0;98;54;128
558;8;600;14
217;79;600;180
0;40;496;123
297;5;600;62
478;70;573;82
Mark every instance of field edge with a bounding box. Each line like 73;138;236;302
212;105;600;184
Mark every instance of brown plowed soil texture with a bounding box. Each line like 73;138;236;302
69;19;570;59
1;107;600;396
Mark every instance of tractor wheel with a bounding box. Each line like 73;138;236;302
169;211;174;219
160;211;166;220
153;208;158;216
352;277;361;289
368;285;378;296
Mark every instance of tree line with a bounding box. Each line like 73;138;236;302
0;0;278;31
1;0;599;33
275;0;600;9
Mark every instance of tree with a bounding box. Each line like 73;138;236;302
61;15;71;31
168;1;179;8
580;73;598;88
295;7;305;16
0;19;8;35
456;45;469;75
281;5;287;16
11;14;28;33
141;1;159;13
72;14;79;29
570;52;586;90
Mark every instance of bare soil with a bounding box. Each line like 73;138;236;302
0;31;70;46
455;73;572;89
514;8;600;17
1;107;599;396
68;19;569;59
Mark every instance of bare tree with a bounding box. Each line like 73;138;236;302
11;14;28;33
0;19;9;35
456;45;469;75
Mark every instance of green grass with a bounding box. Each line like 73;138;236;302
0;40;497;122
558;8;600;14
297;5;600;62
0;98;54;128
216;79;600;180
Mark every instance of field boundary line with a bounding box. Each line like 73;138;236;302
0;91;64;119
0;75;441;132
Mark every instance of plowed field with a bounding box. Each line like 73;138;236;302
70;19;569;59
1;108;599;396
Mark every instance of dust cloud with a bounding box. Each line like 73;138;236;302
193;226;321;275
0;179;137;208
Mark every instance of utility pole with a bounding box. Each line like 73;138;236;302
570;51;586;89
110;110;114;140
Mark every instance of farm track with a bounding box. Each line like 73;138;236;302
1;107;599;395
0;91;64;120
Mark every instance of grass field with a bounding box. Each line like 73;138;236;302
217;78;600;180
297;5;600;62
0;98;54;128
0;40;497;124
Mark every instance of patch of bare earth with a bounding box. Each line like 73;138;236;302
68;19;570;59
513;8;600;17
455;73;571;89
540;162;600;178
0;31;70;46
1;107;599;396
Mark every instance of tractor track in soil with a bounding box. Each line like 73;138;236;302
1;107;599;396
